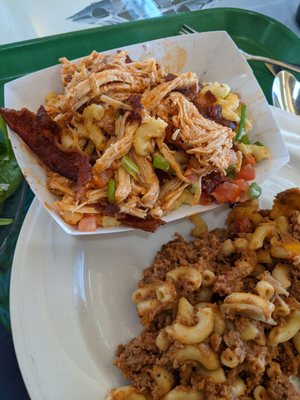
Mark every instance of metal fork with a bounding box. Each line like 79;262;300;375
180;24;300;74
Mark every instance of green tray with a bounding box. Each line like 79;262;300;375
0;7;300;330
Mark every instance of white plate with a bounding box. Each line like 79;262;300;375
10;107;299;400
5;31;289;235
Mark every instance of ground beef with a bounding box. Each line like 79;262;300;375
114;330;160;393
289;263;300;301
150;309;175;331
141;232;225;285
223;331;244;349
203;382;234;400
275;342;300;376
290;210;300;240
141;235;199;283
111;190;300;399
209;333;222;352
213;250;256;295
267;375;300;400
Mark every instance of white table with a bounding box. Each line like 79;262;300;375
0;0;299;46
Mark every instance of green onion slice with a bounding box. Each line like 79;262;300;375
226;164;237;179
235;104;247;142
0;218;13;226
153;153;170;172
248;182;262;199
107;179;116;203
121;155;140;177
188;183;198;194
254;141;264;146
240;134;250;144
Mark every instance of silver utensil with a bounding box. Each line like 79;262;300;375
180;24;300;75
265;63;281;77
272;70;300;115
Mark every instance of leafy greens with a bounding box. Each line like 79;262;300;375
0;116;22;223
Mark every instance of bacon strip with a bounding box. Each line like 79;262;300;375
0;106;91;186
120;215;165;233
97;201;165;232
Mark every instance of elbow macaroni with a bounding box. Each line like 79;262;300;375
163;386;203;400
166;267;202;290
220;348;239;368
151;366;174;396
175;343;220;370
165;307;214;344
108;189;300;399
106;386;147;400
268;310;300;347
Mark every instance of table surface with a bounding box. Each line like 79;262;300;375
0;1;299;399
0;0;299;44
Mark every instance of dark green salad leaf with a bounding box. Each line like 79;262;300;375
0;116;22;222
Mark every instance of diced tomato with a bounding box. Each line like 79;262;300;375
243;154;256;165
236;163;255;181
235;179;249;192
78;215;98;232
212;182;241;204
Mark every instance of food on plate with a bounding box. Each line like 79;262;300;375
0;50;270;232
107;188;300;399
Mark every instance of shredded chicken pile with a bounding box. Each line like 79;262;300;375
41;50;239;230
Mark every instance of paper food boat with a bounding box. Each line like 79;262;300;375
4;31;289;235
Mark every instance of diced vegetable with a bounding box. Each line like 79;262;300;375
121;155;140;177
153;153;170;172
78;215;98;232
240;134;250;144
235;179;249;192
226;164;237;179
248;182;262;199
107;179;116;203
235;104;247;141
212;182;241;203
236;163;255;181
188;183;198;194
243;154;256;166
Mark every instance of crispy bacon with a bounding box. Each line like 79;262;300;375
195;90;216;109
96;200;165;232
175;83;198;101
120;215;165;233
193;92;236;130
96;201;120;217
207;104;237;130
0;106;92;186
164;73;177;82
127;94;143;111
202;171;228;196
